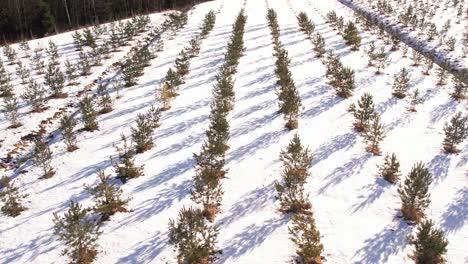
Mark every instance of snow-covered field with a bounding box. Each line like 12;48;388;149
0;0;466;263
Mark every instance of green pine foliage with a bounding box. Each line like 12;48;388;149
343;21;361;50
0;176;28;217
53;200;101;264
168;206;220;264
408;219;448;264
80;96;99;131
377;153;401;183
131;114;154;153
85;170;129;221
297;12;315;39
443;112;468;154
96;84;113;114
364;114;385;155
275;134;313;215
21;78;47;112
289;213;324;264
32;135;55;179
3;95;22;128
398;162;432;222
60;114;78;152
113;135;144;183
44;62;66;98
392;68;411;98
351;93;375;132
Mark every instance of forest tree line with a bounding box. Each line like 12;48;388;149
0;0;212;43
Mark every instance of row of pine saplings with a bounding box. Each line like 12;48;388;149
168;7;248;264
0;15;153;129
0;10;202;264
296;9;466;264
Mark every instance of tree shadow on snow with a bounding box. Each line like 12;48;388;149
116;231;168;264
218;216;289;263
350;177;392;213
427;153;452;184
319;152;373;193
312;132;357;166
440;188;468;234
354;220;411;264
218;183;276;227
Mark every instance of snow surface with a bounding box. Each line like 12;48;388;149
0;0;467;263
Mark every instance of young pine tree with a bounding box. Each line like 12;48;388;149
64;59;79;85
442;112;468;154
32;135;55;179
80;96;99;131
60;114;78;152
0;176;28;217
46;40;60;64
53;200;101;264
78;51;92;76
275;134;313;215
45;63;66;98
175;50;190;78
343;21;361;50
408;219;448;264
398;162;432;222
85;170;129;221
352;93;375;132
364;114;385;155
131;114;154;153
297;12;315;39
408;89;423;112
312;33;326;58
451;75;467;100
113;135;144;183
164;68;182;96
168;206;220;264
96;84;113;114
21;79;47;112
335;66;356;98
436;67;448;86
0;66;14;98
377;153;401;183
289;213;324;264
3;96;22;128
392;68;411;99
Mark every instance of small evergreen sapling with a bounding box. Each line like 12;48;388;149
32;135;55;179
113;135;144;183
408;89;423;112
21;79;47;112
442;112;468;154
175;50;190;78
451;75;467;100
96;84;113;114
45;63;66;98
289;213;324;264
398;162;432;222
436;67;448;86
392;68;411;99
168;206;220;264
60;114;78;152
0;176;28;217
343;21;361;50
85;170;129;221
275;134;313;215
408;219;448;264
312;33;326;58
80;96;99;131
364;114;385;155
377;153;401;183
64;59;79;85
53;200;101;264
297;12;315;39
131;114;154;153
352;93;375;132
3;96;22;128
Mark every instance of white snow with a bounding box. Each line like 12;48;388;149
0;0;467;263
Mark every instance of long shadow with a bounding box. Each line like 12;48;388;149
429;100;458;125
116;231;168;264
0;229;58;263
350;177;391;213
114;179;191;230
312;132;357;166
218;216;289;263
155;114;209;140
303;92;343;119
227;129;287;164
440;188;468;234
319;152;373;193
232;99;276;120
354;220;411;264
218;183;276;227
135;157;194;193
427;153;452;184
